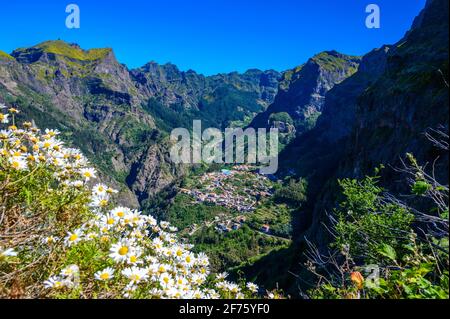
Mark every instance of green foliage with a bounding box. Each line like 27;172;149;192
312;52;360;75
269;112;293;125
294;111;321;134
36;41;111;61
248;200;293;238
0;50;14;60
191;225;290;272
412;180;432;195
308;169;449;299
273;178;308;208
166;194;235;230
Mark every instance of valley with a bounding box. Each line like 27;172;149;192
0;0;448;299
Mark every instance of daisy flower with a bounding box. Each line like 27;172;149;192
159;272;174;288
0;113;9;124
100;213;118;228
246;282;259;293
216;272;229;280
92;183;108;196
43;276;66;289
44;128;60;137
61;265;79;278
43;236;58;245
110;206;131;219
94;267;115;281
8;156;27;170
8;107;19;114
80;167;96;181
64;229;83;246
122;267;149;284
109;240;135;263
90;194;110;208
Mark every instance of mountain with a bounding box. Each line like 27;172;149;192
133;62;280;130
0;40;280;204
240;0;449;293
250;51;360;136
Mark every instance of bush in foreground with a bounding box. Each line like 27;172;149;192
0;104;280;299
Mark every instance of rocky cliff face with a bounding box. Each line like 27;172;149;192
250;51;360;135
281;0;449;247
132;63;279;111
0;40;280;205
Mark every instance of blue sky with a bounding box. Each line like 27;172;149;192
0;0;426;75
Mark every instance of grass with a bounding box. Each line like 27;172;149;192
0;50;14;60
36;41;111;61
312;51;360;74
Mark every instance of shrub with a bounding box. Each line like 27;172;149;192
274;178;308;208
306;162;449;299
0;104;280;299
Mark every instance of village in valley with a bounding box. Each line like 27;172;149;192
179;165;275;234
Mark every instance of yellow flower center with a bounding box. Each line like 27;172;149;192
118;246;129;256
107;218;115;225
100;236;109;242
130;255;137;263
100;273;110;280
117;211;124;217
69;234;78;241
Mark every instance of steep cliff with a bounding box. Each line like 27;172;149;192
281;0;449;247
250;51;360;136
0;40;281;204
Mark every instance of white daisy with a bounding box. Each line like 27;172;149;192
94;267;115;281
92;183;108;196
43;276;65;289
64;229;83;246
246;282;259;293
109;240;136;263
122;267;148;284
80;167;96;181
0;113;9;124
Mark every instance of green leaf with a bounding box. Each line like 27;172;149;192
411;181;431;195
379;243;397;261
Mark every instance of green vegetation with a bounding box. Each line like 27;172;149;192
0;110;268;299
274;178;308;208
247;200;293;238
191;225;290;272
269;112;294;126
312;52;360;75
166;194;236;230
0;50;14;60
307;160;449;299
294;111;321;134
36;40;111;61
157;168;305;278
